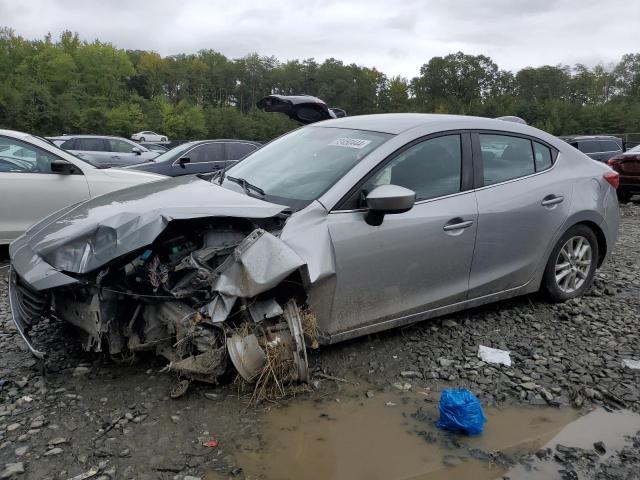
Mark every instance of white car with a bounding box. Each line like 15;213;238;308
131;131;168;143
0;129;165;244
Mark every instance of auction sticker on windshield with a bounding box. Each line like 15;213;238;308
329;138;372;149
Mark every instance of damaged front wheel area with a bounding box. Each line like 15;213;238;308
14;224;314;396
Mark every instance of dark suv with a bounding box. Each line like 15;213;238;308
561;135;624;162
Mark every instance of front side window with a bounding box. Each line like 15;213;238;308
77;138;106;152
0;137;58;174
222;127;391;210
190;143;224;163
108;139;136;153
360;135;462;202
480;134;534;186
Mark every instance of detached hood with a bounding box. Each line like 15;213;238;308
256;94;346;125
10;175;288;283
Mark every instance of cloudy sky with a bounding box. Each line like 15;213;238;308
2;0;639;77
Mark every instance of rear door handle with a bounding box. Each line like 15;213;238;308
541;195;564;206
443;219;474;231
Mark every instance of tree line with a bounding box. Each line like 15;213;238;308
1;27;640;141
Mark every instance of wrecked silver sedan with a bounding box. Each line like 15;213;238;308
9;114;620;387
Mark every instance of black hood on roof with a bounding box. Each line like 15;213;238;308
256;95;346;125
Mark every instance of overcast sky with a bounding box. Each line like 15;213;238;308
2;0;639;77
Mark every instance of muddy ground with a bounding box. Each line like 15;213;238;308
1;199;639;480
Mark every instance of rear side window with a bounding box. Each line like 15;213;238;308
226;143;258;160
361;134;462;202
479;134;534;186
60;139;76;150
533;142;552;171
76;138;106;151
577;140;600;154
600;140;621;152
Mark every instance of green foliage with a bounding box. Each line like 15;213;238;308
1;29;640;139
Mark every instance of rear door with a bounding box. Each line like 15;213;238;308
469;132;572;297
0;136;90;242
69;137;112;164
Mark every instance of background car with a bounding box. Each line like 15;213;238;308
126;139;260;176
562;135;624;162
131;131;168;143
48;135;160;167
607;144;640;202
0;129;163;244
139;142;169;153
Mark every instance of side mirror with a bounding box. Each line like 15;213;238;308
131;147;142;155
177;157;190;169
51;159;79;175
365;184;415;226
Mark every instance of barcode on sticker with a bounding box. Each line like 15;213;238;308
329;138;372;149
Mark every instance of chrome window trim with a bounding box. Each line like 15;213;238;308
329;153;560;214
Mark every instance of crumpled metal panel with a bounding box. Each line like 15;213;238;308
10;175;287;277
203;293;237;323
279;201;336;284
213;229;305;298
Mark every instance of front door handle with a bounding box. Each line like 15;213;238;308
541;195;564;207
443;219;474;231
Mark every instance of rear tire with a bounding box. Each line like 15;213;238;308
161;137;167;142
542;225;598;302
617;189;632;202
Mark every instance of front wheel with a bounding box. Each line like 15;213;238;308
140;137;146;142
542;225;598;302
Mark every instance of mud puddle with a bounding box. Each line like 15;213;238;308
204;388;584;480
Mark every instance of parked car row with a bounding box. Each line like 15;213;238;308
562;135;639;201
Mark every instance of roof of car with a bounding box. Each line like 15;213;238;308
560;135;622;141
314;113;537;135
51;135;131;140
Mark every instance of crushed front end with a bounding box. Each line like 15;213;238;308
9;214;315;386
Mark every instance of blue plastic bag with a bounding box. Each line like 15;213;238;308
436;388;487;436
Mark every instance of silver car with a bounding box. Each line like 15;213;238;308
9;114;620;385
51;135;160;167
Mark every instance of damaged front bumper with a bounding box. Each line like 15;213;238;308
8;268;47;359
8;225;316;387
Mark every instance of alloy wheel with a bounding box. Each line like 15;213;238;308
554;235;592;294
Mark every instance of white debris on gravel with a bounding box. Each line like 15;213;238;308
478;345;512;367
622;359;640;369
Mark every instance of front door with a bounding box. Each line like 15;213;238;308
325;133;478;335
0;136;90;242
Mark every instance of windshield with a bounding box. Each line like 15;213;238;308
152;142;197;164
221;127;391;210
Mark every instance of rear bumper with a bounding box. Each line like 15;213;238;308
8;268;47;359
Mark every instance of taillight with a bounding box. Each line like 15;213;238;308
603;171;619;189
607;158;619;166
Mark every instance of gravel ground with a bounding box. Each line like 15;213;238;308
0;199;639;479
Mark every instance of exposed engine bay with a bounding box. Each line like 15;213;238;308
12;215;316;389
